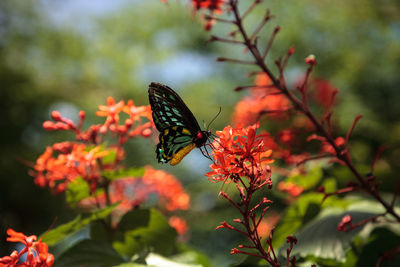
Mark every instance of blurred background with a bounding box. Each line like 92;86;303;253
0;0;399;265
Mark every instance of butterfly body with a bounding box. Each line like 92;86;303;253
148;82;210;165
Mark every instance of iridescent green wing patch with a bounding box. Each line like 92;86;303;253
156;126;193;164
148;82;201;133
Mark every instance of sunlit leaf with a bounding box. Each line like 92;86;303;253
286;164;323;190
145;253;202;267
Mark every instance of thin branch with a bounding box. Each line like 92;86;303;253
241;0;263;20
262;26;281;60
217;57;256;65
345;115;363;144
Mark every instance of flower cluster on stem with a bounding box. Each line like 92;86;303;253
0;229;54;267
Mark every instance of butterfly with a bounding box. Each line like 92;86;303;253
148;82;211;165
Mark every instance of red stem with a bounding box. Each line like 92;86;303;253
227;0;400;222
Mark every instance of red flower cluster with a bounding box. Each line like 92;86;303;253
32;143;110;193
0;229;54;267
206;123;274;184
79;166;190;226
43;97;153;145
32;97;154;193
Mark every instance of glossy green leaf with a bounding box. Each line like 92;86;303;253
41;204;118;246
281;200;390;262
273;193;350;247
113;209;177;257
55;239;124;267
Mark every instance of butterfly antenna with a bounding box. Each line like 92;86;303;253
206;107;222;130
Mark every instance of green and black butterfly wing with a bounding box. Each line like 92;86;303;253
148;82;208;165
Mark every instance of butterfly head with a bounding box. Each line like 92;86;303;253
194;130;211;147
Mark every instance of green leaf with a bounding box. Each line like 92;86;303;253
286;164;323;190
103;167;145;181
66;177;90;208
41;204;118;246
356;228;400;267
113;209;177;257
101;148;117;165
55;239;124;267
281;200;390;262
273;192;351;248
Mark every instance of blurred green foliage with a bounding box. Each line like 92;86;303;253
0;0;399;266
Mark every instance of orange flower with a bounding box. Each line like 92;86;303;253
232;74;290;127
192;0;225;13
79;166;190;225
31;143;110;193
256;212;280;239
0;229;54;267
277;181;304;197
206;124;274;183
168;216;189;236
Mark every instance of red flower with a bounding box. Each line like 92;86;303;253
206;124;274;184
168;216;188;236
338;214;353;231
79;166;190;225
31;143;110;193
277;181;304;197
192;0;225;13
0;229;54;267
232;74;290;127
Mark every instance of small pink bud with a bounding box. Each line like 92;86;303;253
305;54;316;65
141;128;152;138
51;111;62;121
230;248;241;254
288;46;295;55
79;110;86;120
125;118;133;128
274;26;281;33
43;121;55;130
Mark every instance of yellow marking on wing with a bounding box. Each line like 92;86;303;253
164;129;169;135
172;126;178;131
170;143;196;166
182;128;191;135
162;152;172;160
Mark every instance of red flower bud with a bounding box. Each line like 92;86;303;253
305;54;316;65
317;186;325;193
79;110;86;120
141;128;152;138
125;118;133;128
43;121;56;130
51;110;62;121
